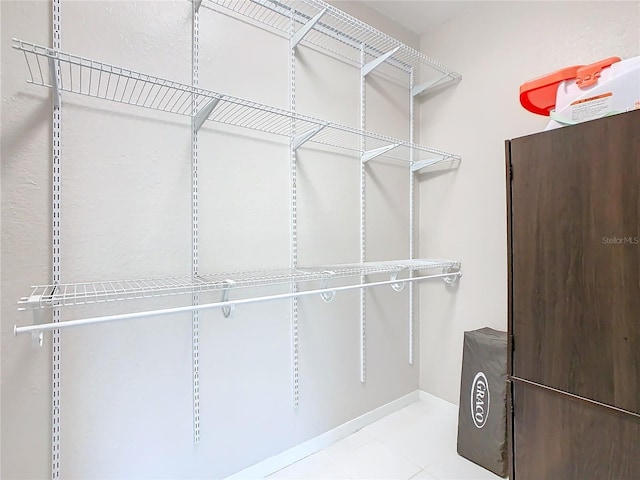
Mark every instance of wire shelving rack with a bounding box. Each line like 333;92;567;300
202;0;462;80
20;259;461;310
13;39;461;169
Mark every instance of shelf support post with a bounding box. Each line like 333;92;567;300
408;67;415;366
191;0;201;445
362;46;400;77
291;8;327;49
289;7;300;409
359;42;367;384
50;0;62;478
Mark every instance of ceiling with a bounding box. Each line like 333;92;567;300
360;1;472;35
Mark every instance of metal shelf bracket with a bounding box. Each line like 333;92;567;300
293;123;327;150
319;271;336;303
412;73;460;97
411;155;456;172
362;47;400;77
194;97;220;132
46;52;60;108
221;280;236;318
291;8;327;49
362;143;400;163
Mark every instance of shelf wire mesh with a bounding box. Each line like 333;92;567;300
13;38;460;167
203;0;461;79
20;259;461;310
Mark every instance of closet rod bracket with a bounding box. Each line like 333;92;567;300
221;279;236;318
443;265;462;284
319;271;336;303
390;266;409;292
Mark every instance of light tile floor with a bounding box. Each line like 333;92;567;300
267;394;503;480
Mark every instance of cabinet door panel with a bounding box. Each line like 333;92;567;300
509;111;640;414
513;382;640;480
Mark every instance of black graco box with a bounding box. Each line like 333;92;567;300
457;328;508;477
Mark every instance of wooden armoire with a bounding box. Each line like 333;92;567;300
506;110;640;479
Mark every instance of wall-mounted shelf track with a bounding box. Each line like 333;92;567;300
13;39;461;169
202;0;461;86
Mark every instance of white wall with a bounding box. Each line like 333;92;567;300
1;1;422;478
417;1;640;404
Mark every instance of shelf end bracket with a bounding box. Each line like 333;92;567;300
362;143;400;163
412;73;460;97
292;8;327;49
362;47;400;77
194;97;220;132
411;155;461;172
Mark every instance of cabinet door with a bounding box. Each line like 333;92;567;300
513;382;640;480
508;110;640;414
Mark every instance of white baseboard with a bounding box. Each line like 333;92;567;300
224;390;421;479
418;389;458;408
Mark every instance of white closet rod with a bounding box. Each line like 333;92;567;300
15;271;460;336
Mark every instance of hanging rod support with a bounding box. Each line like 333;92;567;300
412;73;460;97
14;271;462;336
47;53;60;108
362;143;400;163
29;309;46;347
443;265;462;284
291;8;327;49
362;47;400;77
320;271;336;303
194;97;220;132
390;266;409;292
293;123;327;150
221;279;236;318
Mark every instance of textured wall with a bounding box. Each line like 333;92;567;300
1;1;421;478
417;0;640;404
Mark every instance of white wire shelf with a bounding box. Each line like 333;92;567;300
202;0;461;80
13;39;461;168
19;259;461;310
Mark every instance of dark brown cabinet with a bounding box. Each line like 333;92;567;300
506;110;640;479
